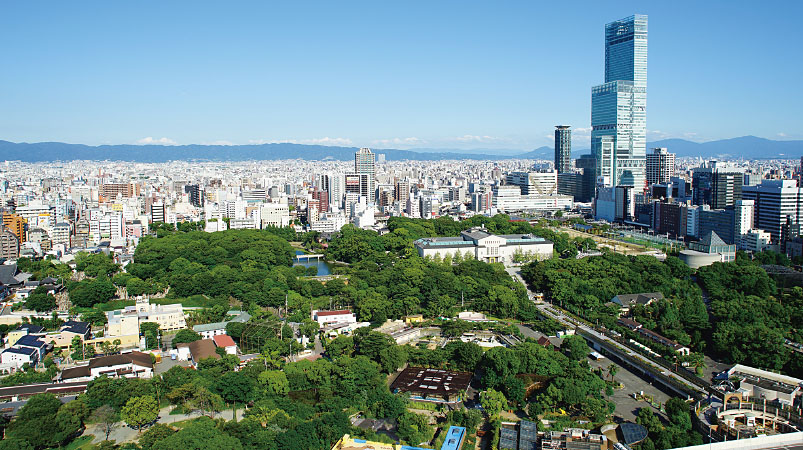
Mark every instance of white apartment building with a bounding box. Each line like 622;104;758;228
741;229;772;253
260;203;290;228
107;298;186;335
312;310;357;326
310;212;347;233
505;170;558;195
494;185;572;213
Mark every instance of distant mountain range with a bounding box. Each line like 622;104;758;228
0;135;801;163
518;136;803;160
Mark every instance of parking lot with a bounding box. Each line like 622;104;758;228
587;357;670;423
154;355;191;374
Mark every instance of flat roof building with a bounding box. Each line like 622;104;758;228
390;367;472;404
727;364;802;405
414;227;553;266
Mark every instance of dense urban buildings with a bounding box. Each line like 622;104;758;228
0;5;802;450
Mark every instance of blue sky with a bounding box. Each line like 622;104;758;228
1;1;801;150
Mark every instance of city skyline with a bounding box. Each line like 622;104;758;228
1;2;802;150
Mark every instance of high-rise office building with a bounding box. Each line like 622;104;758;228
646;148;675;185
1;213;26;243
505;171;558;196
311;188;329;213
692;162;744;209
354;148;376;202
554;126;571;174
743;180;803;243
185;184;203;207
592;15;648;189
395;180;411;205
576;154;597;203
0;226;20;259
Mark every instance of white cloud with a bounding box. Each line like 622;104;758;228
371;137;426;147
778;132;788;138
136;136;177;145
451;135;510;144
301;137;353;146
646;129;672;140
247;137;353;146
201;140;235;146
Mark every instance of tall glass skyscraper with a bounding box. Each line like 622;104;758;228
353;147;376;202
592;14;647;189
554;125;571;174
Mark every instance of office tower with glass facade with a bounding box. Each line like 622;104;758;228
692;162;744;210
592;14;648;189
354;147;376;202
554;126;571;174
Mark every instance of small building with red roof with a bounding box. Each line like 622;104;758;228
212;334;237;355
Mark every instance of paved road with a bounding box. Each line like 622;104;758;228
505;266;707;397
86;404;239;444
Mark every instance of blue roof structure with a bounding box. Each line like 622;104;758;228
3;347;37;356
441;426;466;450
16;335;46;349
62;320;90;335
16;323;45;334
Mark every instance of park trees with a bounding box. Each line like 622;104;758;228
5;393;83;448
396;412;434;447
24;288;57;312
378;345;408;373
446;341;483;372
69;277;117;307
215;372;255;420
139;424;177;450
258;370;290;396
121;395;159;432
480;388;508;420
171;329;201;347
325;336;354;358
562;335;589;361
151;417;243;450
91;404;119;441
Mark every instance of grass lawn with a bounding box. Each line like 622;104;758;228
52;434;95;450
151;295;227;308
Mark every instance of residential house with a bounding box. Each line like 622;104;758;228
0;347;39;369
191;310;251;340
14;335;47;360
59;320;91;341
312;309;356;327
610;292;664;314
6;324;46;346
187;339;220;366
213;335;237;355
60;351;154;382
